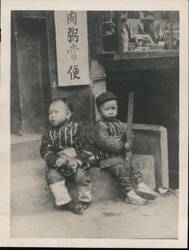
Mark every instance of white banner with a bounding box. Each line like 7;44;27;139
55;11;90;86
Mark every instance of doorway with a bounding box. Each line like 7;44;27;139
106;69;179;188
11;13;51;135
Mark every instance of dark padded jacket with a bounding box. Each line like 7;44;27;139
40;120;92;168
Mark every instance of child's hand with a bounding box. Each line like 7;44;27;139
125;142;133;151
59;148;77;158
55;157;66;168
69;159;82;171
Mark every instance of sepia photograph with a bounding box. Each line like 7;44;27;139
0;0;188;248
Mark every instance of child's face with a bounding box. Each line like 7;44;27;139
98;99;118;119
48;101;71;126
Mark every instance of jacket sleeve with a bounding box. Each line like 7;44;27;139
40;130;59;167
92;121;125;153
74;126;95;162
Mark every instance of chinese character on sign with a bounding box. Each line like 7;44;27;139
67;43;79;63
67;11;77;25
67;27;79;43
67;65;80;80
55;11;89;86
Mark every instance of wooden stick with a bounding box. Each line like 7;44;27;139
126;92;134;161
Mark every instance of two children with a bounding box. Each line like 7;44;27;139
40;92;158;214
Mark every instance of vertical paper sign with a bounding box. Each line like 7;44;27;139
55;11;90;86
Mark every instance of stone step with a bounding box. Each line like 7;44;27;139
11;124;169;189
11;134;41;163
11;154;155;215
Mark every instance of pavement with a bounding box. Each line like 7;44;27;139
11;194;178;239
11;135;178;240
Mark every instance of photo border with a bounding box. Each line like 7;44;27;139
0;0;188;248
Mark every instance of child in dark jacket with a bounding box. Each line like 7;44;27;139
40;97;93;214
92;91;158;205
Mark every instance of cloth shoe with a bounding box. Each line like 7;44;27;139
60;200;75;210
73;201;90;215
125;189;147;205
136;183;159;200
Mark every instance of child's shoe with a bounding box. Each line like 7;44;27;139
125;189;148;205
136;183;159;200
73;201;90;215
60;200;90;215
60;200;75;211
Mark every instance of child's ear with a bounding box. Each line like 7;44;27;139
66;110;72;119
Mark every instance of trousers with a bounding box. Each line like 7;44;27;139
103;157;143;197
46;167;92;206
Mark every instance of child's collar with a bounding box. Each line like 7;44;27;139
101;117;118;122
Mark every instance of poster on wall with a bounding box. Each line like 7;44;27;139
54;11;90;86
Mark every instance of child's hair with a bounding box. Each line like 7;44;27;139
50;97;74;112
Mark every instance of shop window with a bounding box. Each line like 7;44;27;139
98;11;179;54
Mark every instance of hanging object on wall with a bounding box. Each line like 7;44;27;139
54;11;90;86
121;21;130;52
